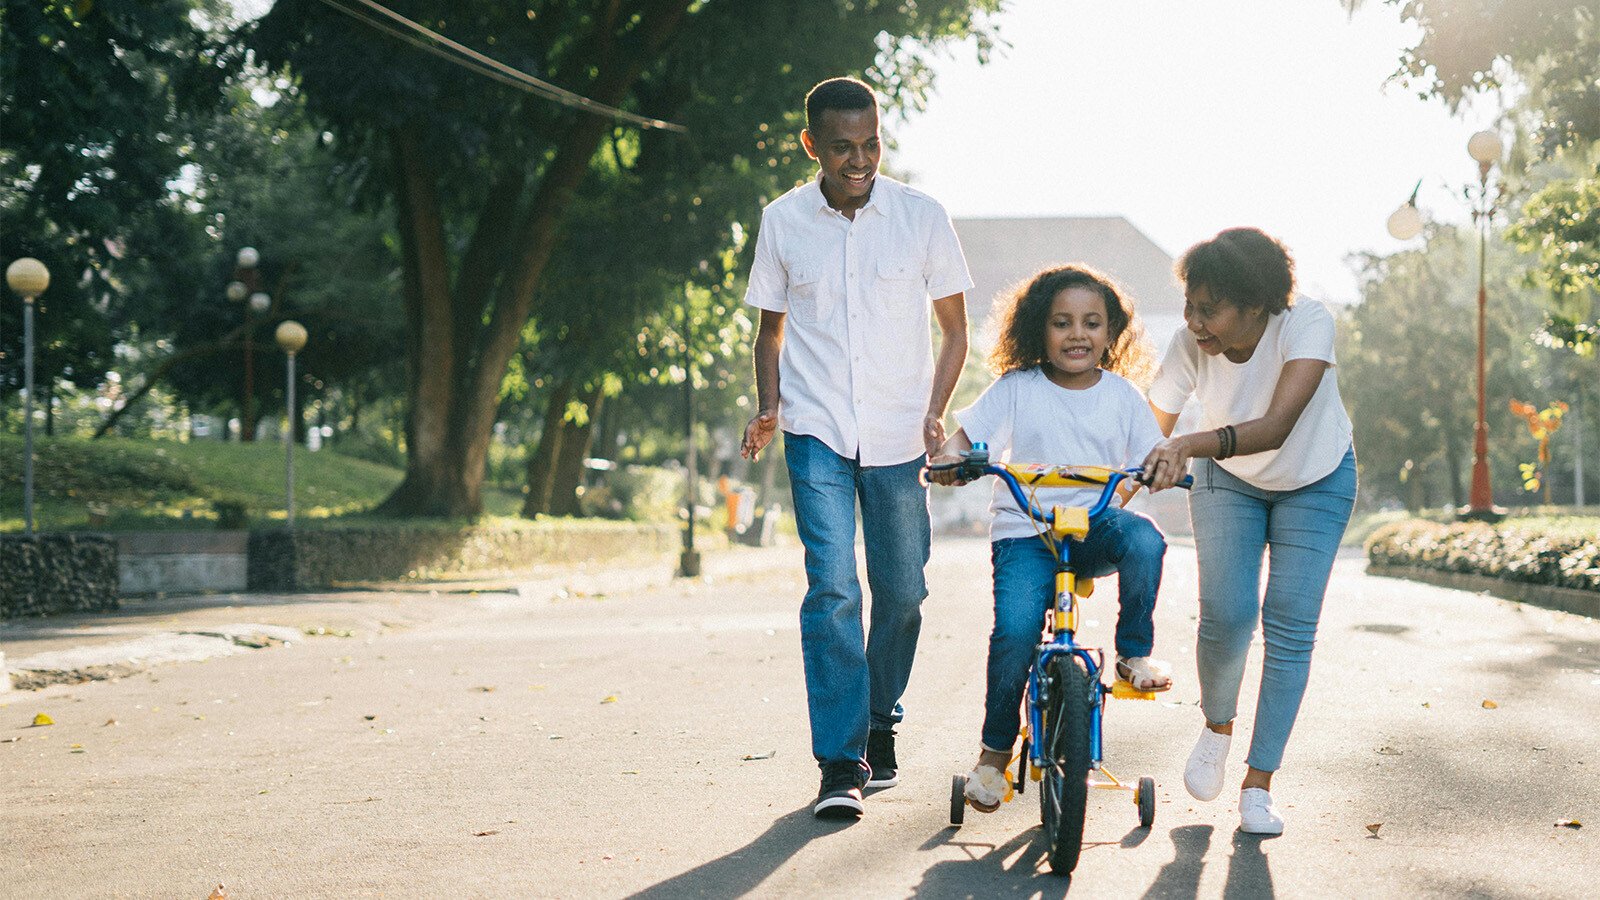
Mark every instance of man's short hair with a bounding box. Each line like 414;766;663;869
805;77;877;132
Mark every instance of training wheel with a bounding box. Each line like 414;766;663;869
950;774;967;826
1137;776;1156;827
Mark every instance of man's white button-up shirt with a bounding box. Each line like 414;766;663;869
743;175;973;467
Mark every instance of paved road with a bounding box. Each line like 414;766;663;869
3;538;1596;898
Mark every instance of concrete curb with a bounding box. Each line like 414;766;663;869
1366;563;1600;619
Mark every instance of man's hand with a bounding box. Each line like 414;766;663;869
923;414;947;458
926;453;967;486
741;409;779;460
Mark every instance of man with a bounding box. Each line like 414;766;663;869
739;77;971;819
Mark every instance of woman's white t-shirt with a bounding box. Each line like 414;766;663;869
1147;300;1353;492
957;368;1165;542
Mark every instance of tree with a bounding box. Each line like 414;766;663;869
1;0;230;416
249;0;1001;517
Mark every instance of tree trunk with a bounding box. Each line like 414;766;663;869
42;381;54;437
375;0;693;520
1444;428;1465;509
521;379;572;517
548;387;604;517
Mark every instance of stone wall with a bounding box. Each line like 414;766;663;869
0;535;119;618
249;520;678;590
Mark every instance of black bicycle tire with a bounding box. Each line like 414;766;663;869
1039;654;1092;875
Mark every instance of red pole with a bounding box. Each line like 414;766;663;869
1466;162;1496;517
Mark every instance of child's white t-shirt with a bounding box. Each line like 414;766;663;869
956;368;1165;542
1147;300;1353;491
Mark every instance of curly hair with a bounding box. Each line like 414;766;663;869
989;264;1156;386
1176;227;1296;315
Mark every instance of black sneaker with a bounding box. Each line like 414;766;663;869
813;761;866;819
866;729;899;788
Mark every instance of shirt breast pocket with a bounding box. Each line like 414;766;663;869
786;263;824;323
873;257;923;320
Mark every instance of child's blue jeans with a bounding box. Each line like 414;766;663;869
981;508;1167;751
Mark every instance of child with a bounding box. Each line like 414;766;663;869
929;264;1171;812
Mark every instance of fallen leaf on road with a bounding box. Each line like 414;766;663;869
600;695;619;704
31;713;53;727
1366;823;1382;836
1556;819;1582;829
70;744;85;753
473;830;499;837
259;789;269;794
622;770;640;775
209;884;230;900
1482;699;1499;709
528;684;547;691
103;719;117;727
1376;746;1402;756
1421;702;1431;709
1;737;19;743
364;715;377;721
742;750;778;761
548;735;563;740
1533;745;1548;751
472;686;496;693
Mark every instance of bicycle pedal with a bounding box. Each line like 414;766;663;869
1111;679;1157;700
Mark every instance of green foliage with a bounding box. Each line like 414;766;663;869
1507;162;1600;354
1;0;220;395
579;464;680;521
1366;515;1600;592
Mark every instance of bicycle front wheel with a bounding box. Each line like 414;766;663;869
1039;654;1093;875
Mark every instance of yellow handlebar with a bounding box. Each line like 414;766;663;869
1002;463;1119;489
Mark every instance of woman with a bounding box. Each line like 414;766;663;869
1140;227;1357;835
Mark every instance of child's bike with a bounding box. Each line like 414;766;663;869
926;443;1191;875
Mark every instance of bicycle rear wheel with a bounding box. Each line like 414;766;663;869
1039;654;1093;875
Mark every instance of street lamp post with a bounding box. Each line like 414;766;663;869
275;320;307;526
230;247;270;441
1464;129;1505;521
679;298;701;578
1386;132;1506;521
6;258;50;535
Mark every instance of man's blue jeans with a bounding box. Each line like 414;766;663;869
1189;448;1357;772
981;508;1167;751
784;432;930;769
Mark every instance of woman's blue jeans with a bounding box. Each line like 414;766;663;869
981;508;1167;752
1189;448;1357;772
783;432;930;769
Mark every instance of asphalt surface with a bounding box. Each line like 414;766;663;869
3;537;1597;898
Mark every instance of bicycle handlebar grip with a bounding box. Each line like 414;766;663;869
1178;474;1194;490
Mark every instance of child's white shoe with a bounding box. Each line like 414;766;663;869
1239;787;1285;834
963;764;1008;812
1184;727;1231;801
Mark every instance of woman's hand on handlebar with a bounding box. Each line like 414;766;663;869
1140;436;1194;492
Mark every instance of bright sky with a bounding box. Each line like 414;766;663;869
890;0;1503;305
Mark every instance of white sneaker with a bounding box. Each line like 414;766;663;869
1239;787;1285;834
1184;727;1231;801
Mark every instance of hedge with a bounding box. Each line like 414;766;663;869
249;519;678;590
1365;518;1600;593
1;534;119;618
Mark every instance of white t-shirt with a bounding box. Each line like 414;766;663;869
743;174;974;466
1147;300;1353;491
956;368;1165;542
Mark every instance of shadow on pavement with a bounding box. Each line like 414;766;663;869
907;826;1072;898
1223;831;1276;898
1140;824;1213;899
628;806;851;899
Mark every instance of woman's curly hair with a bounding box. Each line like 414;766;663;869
989;264;1156;386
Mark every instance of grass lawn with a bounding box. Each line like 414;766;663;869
0;434;525;532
